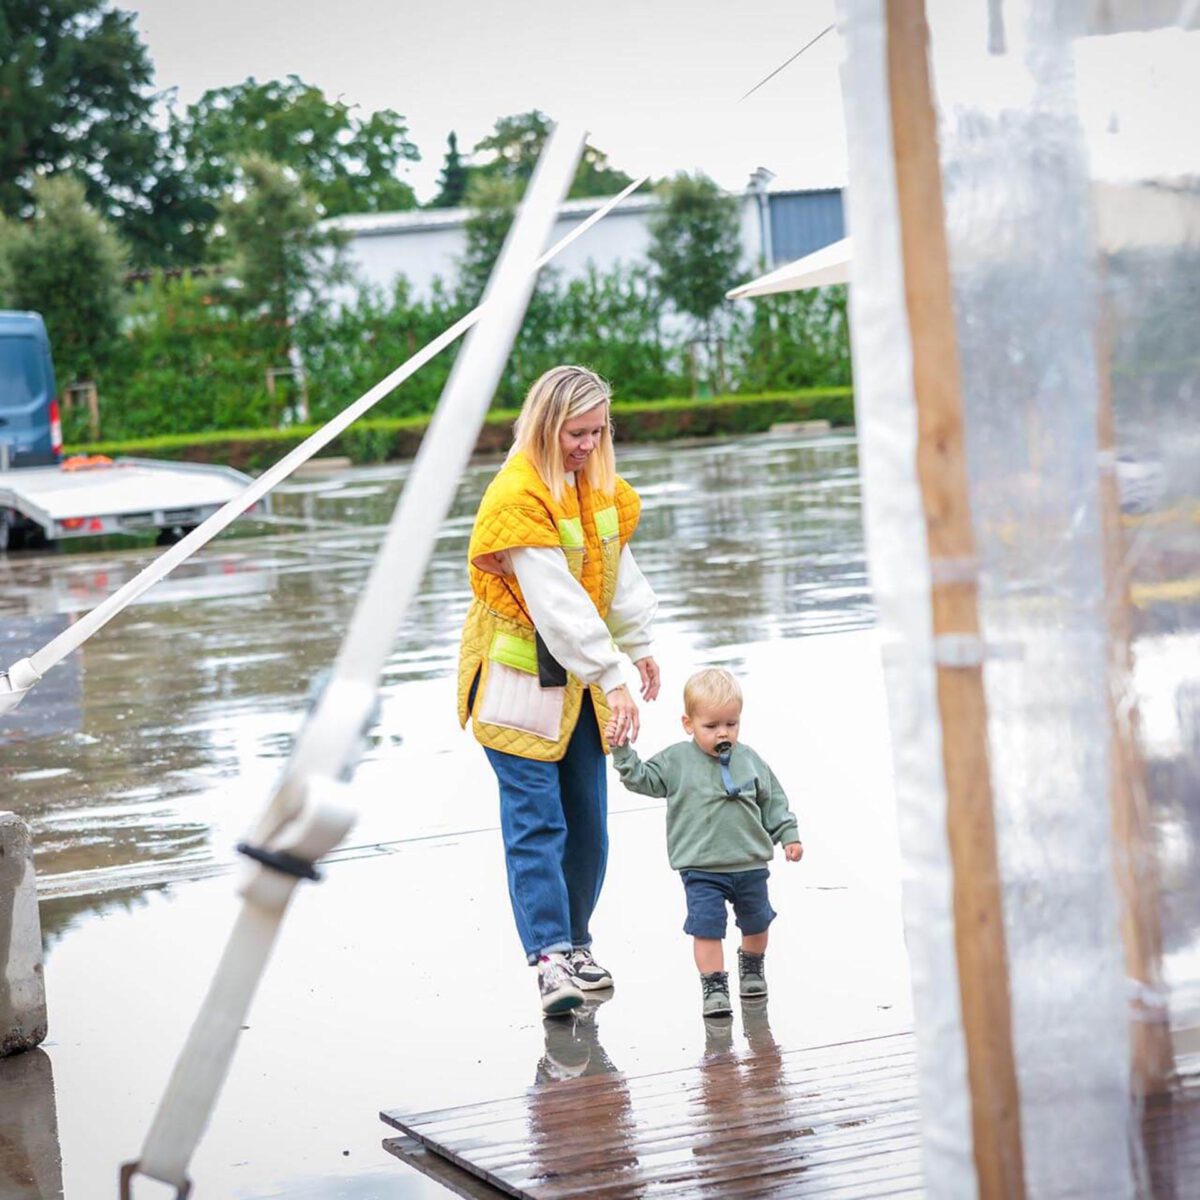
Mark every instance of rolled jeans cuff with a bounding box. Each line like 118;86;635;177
528;939;573;966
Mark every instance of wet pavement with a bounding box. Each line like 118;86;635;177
0;431;912;1198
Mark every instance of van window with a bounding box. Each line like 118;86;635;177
0;336;48;410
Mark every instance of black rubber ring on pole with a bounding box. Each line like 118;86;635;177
120;1160;192;1198
236;842;322;881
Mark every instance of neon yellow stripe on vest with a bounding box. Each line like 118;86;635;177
557;516;584;549
489;630;537;674
595;506;618;540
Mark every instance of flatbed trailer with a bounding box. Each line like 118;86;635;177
0;456;260;550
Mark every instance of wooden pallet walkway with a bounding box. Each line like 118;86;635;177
383;1030;924;1199
382;1029;1200;1199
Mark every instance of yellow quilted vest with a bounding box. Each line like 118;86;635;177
457;452;641;761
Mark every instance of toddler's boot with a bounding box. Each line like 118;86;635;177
738;948;768;998
701;970;733;1017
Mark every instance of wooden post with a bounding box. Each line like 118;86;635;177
1096;318;1173;1094
65;382;100;440
885;2;1026;1195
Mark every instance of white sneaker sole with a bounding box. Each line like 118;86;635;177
573;974;614;992
541;986;584;1016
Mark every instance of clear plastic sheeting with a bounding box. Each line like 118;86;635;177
839;0;1199;1195
1082;22;1200;1079
835;3;977;1196
925;1;1136;1195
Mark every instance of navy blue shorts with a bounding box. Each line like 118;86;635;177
680;868;776;939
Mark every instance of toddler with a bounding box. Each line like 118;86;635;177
609;667;802;1016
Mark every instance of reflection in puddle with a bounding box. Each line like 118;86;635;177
1;432;870;900
0;1048;64;1199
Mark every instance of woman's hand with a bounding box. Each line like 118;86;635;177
605;684;640;746
784;842;804;863
634;656;661;702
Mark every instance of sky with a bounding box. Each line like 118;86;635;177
126;0;850;204
125;0;1197;208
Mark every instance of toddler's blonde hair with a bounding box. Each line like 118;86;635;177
683;668;744;716
509;364;615;501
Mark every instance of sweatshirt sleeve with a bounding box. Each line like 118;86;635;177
604;545;657;662
507;546;625;694
755;758;800;845
611;744;672;797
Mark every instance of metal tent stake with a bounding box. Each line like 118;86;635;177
885;1;1026;1195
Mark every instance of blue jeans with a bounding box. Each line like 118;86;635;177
483;695;608;964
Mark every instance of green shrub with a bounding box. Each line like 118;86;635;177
101;273;278;439
68;389;855;472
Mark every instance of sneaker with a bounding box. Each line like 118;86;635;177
538;953;584;1016
536;1017;590;1082
737;948;768;998
701;971;733;1017
568;947;614;991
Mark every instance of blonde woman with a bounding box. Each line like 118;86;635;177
457;365;660;1015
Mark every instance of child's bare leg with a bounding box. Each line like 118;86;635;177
693;937;724;974
740;930;769;956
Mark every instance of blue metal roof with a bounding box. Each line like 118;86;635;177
768;190;845;265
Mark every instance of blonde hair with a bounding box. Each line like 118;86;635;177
683;668;744;716
509;365;616;500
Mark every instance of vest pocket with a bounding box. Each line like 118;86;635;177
477;633;565;739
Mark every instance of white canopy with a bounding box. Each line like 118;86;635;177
727;236;851;299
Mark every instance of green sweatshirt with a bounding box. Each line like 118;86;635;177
611;740;800;873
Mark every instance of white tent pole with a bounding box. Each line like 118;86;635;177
119;123;587;1199
0;173;647;717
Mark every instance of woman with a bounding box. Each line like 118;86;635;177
458;364;660;1015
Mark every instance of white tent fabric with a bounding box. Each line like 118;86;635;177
726;236;851;299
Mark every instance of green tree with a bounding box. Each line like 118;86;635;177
101;273;278;439
0;0;196;266
647;172;743;344
516;265;683;402
473;110;635;199
178;76;421;230
730;286;851;392
0;175;127;386
218;155;350;337
430;131;470;208
458;174;524;303
302;276;467;422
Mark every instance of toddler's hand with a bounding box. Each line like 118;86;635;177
784;842;804;863
605;685;639;745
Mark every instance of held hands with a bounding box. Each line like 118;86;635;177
605;685;639;746
784;842;804;863
606;657;660;746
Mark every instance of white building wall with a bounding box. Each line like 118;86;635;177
328;192;773;306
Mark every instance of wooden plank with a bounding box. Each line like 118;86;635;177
382;1135;514;1200
386;1034;925;1200
382;1029;1200;1199
413;1060;920;1152
388;1065;912;1156
459;1086;921;1175
386;1035;916;1138
883;1;1025;1196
